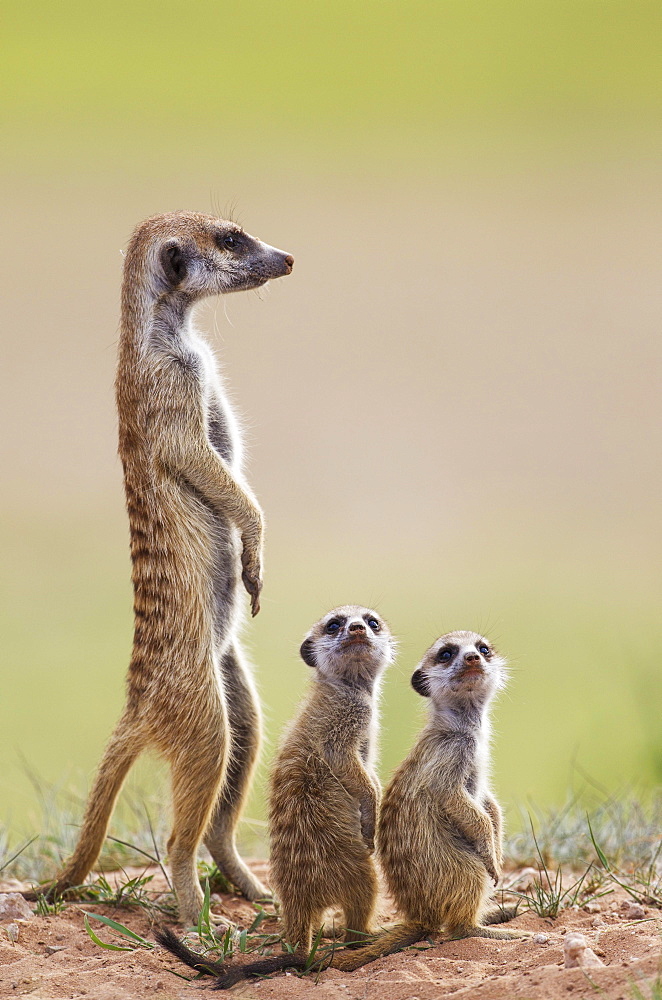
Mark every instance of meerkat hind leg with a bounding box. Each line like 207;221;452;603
47;715;145;898
203;646;268;902
168;732;229;926
281;905;323;956
341;869;378;945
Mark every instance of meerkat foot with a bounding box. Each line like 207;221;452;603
482;904;520;925
210;863;269;903
321;910;345;938
447;925;531;941
236;874;271;903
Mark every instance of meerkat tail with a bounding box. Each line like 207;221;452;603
212;954;309;989
163;922;429;989
329;922;428;972
155;927;229;976
211;923;428;988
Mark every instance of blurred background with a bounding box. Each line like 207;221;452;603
1;1;661;852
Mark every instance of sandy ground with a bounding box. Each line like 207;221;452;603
1;863;660;1000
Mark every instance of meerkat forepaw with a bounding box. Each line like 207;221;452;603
479;856;499;885
241;569;262;616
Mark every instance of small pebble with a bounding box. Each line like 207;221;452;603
624;902;646;920
45;945;66;955
6;923;19;944
583;901;601;914
591;916;603;928
564;933;605;969
533;933;549;944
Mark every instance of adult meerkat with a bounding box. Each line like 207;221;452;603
42;212;293;925
156;605;395;980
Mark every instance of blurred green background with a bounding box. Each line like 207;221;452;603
2;1;661;851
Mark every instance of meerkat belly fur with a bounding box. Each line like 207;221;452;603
41;212;293;925
157;605;395;984
333;630;528;971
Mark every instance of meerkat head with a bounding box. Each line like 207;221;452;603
410;630;506;711
299;605;396;691
127;211;293;301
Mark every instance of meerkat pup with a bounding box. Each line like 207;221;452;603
329;630;527;973
156;605;396;982
40;212;293;925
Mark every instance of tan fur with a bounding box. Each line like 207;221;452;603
157;605;395;983
37;212;293;924
333;630;528;972
269;606;394;953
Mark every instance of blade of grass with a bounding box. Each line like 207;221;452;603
105;835;165;870
83;914;135;952
248;907;268;933
83;910;154;948
143;804;172;891
0;837;37;873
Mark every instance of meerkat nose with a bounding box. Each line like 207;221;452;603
348;621;366;633
464;652;480;664
282;254;294;273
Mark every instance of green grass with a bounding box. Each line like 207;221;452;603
505;790;662;871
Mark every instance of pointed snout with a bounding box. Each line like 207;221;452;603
464;651;480;665
348;620;367;634
262;243;294;277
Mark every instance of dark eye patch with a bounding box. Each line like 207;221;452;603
325;616;346;635
436;643;459;664
215;230;245;253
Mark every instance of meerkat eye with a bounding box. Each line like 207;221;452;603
326;620;341;634
437;649;452;662
478;645;491;656
366;618;381;632
216;231;242;252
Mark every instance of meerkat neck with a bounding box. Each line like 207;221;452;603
318;674;379;702
152;293;196;344
431;699;489;736
120;246;195;345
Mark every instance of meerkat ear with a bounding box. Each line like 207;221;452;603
411;670;431;697
160;242;188;286
300;638;317;667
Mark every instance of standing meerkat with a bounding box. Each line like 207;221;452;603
156;604;396;981
42;212;293;925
